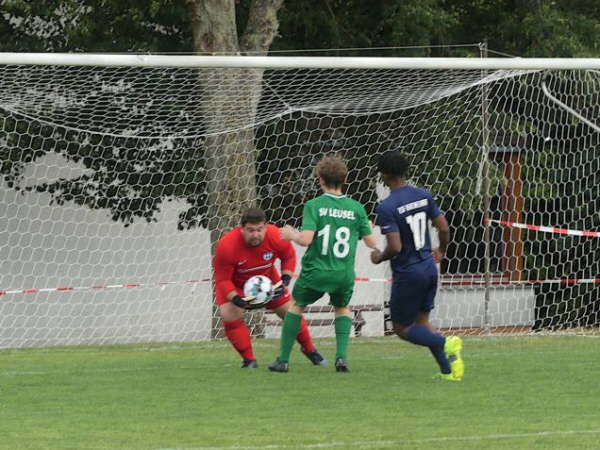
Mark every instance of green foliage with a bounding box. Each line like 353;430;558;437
0;0;191;52
0;113;208;229
274;0;465;56
446;0;600;57
274;0;600;58
2;1;600;57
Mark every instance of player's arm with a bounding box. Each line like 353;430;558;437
280;225;314;247
371;232;402;264
359;212;378;249
213;241;237;299
428;193;450;263
280;201;317;247
272;231;296;297
370;204;401;264
213;241;256;309
362;233;378;249
431;214;450;263
278;238;296;280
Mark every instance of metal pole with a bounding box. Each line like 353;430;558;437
480;41;492;335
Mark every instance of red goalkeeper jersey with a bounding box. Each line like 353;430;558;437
213;224;296;304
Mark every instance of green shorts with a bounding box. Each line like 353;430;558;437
292;270;355;307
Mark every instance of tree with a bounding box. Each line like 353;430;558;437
185;0;283;239
0;0;284;338
2;1;600;238
0;1;191;52
0;0;284;239
446;0;600;57
272;0;463;57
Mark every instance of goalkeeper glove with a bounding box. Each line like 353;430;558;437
232;295;264;310
272;274;292;299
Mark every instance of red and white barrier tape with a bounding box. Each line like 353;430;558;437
361;277;600;285
0;278;211;297
442;278;600;285
2;275;600;297
487;219;600;237
4;220;599;297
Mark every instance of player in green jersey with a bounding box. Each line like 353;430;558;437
269;155;378;373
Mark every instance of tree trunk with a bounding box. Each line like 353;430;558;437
186;0;284;338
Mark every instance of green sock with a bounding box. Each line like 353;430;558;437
279;312;302;363
334;315;352;359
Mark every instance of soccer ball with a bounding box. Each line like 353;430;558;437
243;275;274;306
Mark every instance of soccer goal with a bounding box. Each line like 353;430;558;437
0;54;599;348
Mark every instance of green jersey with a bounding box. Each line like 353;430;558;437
300;193;371;275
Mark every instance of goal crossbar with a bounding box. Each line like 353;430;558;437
1;53;600;70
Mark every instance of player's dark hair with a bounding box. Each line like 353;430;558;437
316;155;348;188
377;151;410;178
240;207;267;226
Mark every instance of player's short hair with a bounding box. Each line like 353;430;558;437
316;155;348;188
240;207;267;226
377;150;410;178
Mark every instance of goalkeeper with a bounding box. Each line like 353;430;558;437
269;156;378;373
213;207;326;369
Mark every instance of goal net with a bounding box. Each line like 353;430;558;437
0;55;598;348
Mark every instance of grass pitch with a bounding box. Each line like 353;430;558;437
1;335;599;449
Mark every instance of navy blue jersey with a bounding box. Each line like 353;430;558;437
375;185;441;271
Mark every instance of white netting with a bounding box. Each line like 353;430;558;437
1;58;599;348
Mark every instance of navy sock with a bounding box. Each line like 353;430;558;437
429;345;452;374
406;325;451;374
405;324;444;347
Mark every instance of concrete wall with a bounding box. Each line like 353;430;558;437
0;154;213;348
431;285;535;329
1;159;534;348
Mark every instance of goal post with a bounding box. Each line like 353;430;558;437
2;53;600;69
0;53;599;348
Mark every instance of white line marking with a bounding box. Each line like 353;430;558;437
155;430;600;450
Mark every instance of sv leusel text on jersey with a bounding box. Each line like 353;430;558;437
318;208;356;220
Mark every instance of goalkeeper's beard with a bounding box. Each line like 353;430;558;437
247;238;262;246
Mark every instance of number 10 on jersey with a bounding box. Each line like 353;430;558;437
405;211;427;250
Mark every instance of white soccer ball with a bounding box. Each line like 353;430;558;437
243;275;274;306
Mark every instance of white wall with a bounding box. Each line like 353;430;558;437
1;162;535;349
432;286;535;329
0;153;213;348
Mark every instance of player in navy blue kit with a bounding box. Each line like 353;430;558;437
370;150;464;381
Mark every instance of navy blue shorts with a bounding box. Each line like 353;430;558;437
389;260;438;326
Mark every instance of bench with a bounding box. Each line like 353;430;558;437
264;304;383;336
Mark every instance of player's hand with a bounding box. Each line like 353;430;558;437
432;248;444;264
272;274;292;299
370;248;383;264
232;295;265;310
280;225;297;241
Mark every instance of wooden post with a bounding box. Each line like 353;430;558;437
495;150;524;281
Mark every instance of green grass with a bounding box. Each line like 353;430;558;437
1;335;599;450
